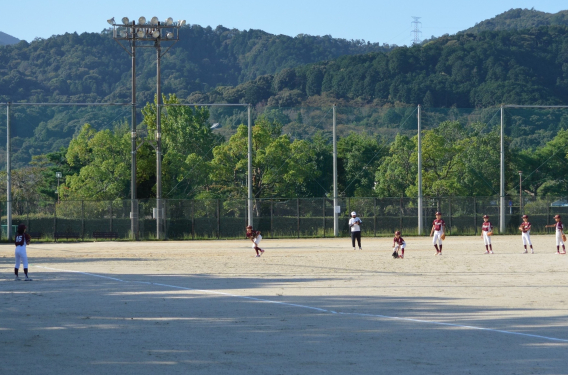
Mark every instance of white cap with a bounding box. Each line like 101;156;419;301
351;211;356;216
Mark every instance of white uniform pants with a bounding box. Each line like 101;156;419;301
556;231;565;247
482;231;491;245
432;231;443;245
15;246;28;269
252;234;262;249
393;242;406;251
522;231;532;246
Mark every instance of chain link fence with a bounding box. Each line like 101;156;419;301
2;195;568;241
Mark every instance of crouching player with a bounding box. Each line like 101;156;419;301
246;225;265;257
481;215;494;254
392;231;406;259
545;214;566;254
519;215;534;254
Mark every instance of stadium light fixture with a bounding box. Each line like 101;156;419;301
119;30;127;37
107;17;115;25
122;17;130;24
152;30;160;38
166;17;174;26
138;16;146;25
151;16;159;25
166;32;173;39
137;29;145;38
180;20;186;26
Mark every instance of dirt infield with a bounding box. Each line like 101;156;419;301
1;235;568;374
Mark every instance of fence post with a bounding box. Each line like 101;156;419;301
271;199;274;236
449;197;452;235
347;197;350;218
547;202;551;233
81;200;85;240
373;198;377;237
191;199;195;240
322;198;325;238
26;201;30;233
399;197;403;232
109;201;113;233
297;198;300;238
473;197;477;236
53;202;57;240
217;198;220;239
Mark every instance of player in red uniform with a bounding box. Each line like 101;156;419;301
430;212;445;255
246;225;264;257
392;231;406;259
481;215;494;254
519;215;534;254
545;214;566;254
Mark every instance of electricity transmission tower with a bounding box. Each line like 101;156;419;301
411;16;422;45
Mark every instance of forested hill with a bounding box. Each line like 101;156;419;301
0;25;390;104
461;8;568;34
0;31;19;46
193;25;568;108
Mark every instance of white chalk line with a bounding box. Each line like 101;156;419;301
35;265;568;343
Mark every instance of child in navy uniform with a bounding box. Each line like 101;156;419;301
14;224;32;281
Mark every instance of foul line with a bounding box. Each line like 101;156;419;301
35;265;568;344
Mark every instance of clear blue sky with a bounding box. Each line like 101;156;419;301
4;0;567;45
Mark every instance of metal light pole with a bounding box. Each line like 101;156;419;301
518;171;523;214
56;172;62;204
247;104;253;226
417;104;422;235
333;104;338;236
6;102;12;241
108;16;184;240
499;105;505;234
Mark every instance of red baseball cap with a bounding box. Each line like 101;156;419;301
483;215;489;218
522;215;528;218
554;214;561;219
395;231;401;235
435;211;442;215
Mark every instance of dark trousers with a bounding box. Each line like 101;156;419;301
351;231;361;248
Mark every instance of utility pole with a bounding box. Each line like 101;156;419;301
6;102;12;242
417;105;422;235
333;105;338;236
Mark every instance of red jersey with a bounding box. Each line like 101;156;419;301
520;222;531;233
393;236;405;245
246;230;259;239
482;221;493;232
432;219;445;231
555;221;564;231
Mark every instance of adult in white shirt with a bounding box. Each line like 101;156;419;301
349;211;362;250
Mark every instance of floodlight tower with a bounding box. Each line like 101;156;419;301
411;16;422;45
107;16;185;240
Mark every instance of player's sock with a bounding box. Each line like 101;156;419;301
24;268;28;277
434;244;439;252
489;245;493;251
14;268;18;276
557;246;560;252
485;245;489;251
439;245;443;253
401;249;404;256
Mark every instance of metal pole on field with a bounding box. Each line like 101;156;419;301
247;104;253;226
333;105;338;237
130;26;139;240
417;105;423;235
500;105;505;234
156;38;162;240
6;102;12;241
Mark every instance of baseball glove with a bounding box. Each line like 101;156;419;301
487;231;493;236
563;234;567;243
441;233;446;240
392;250;399;259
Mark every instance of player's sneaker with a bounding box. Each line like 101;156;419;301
523;249;528;254
561;250;567;254
484;250;489;254
353;247;356;251
255;254;261;257
260;249;265;254
14;276;21;281
531;249;534;254
489;250;494;254
25;276;32;281
359;247;362;250
435;251;439;255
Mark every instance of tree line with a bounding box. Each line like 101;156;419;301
3;96;568;203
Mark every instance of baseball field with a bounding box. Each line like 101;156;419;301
1;235;567;374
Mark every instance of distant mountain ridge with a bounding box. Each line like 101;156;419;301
461;8;568;34
0;31;19;45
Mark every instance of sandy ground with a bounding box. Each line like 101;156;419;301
1;235;567;375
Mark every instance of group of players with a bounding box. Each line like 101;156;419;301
12;212;566;280
245;211;567;259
